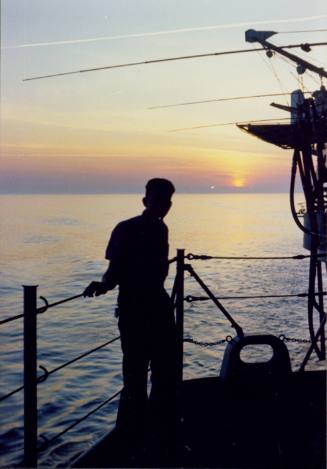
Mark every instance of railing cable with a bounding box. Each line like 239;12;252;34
0;384;25;403
184;336;228;347
185;291;327;302
38;389;122;452
0;313;24;326
37;293;84;314
42;336;120;378
184;335;316;348
186;252;327;261
0;336;120;404
0;250;317;327
0;293;84;327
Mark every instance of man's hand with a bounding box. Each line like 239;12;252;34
83;281;108;297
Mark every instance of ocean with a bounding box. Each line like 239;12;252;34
0;193;317;466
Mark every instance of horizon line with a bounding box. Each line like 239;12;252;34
0;190;298;195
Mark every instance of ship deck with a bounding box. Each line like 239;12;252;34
72;369;326;468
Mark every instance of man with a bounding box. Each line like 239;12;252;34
83;178;176;450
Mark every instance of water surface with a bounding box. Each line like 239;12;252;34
0;193;315;466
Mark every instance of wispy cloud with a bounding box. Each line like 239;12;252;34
4;15;327;49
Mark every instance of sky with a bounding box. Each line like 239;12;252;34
1;0;327;193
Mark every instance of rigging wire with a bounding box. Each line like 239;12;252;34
295;47;326;67
250;43;290;106
23;41;327;82
286;55;322;88
287;66;311;93
280;45;326;77
169;117;290;132
253;35;327;92
148;91;312;110
305;69;323;86
294;70;305;92
273;37;327;76
265;60;289;106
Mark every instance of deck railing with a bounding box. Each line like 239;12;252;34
23;287;123;467
1;248;326;467
1;288;123;467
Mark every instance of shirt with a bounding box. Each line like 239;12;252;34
105;210;169;294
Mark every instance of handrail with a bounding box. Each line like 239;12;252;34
186;252;327;261
37;293;84;314
1;250;322;327
0;336;120;404
37;389;122;452
0;293;84;327
0;384;25;403
2;248;326;467
0;313;25;326
185;291;327;302
41;336;120;379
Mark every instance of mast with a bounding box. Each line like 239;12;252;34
245;30;327;360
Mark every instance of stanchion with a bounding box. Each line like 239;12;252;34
23;285;38;467
175;249;185;385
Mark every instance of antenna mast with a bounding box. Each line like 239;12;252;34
245;29;327;362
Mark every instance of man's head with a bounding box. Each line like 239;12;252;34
143;178;175;219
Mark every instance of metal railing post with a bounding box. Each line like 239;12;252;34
23;285;38;467
175;249;185;385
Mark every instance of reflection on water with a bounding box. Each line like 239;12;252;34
0;193;312;466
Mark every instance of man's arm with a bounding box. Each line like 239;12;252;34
83;260;119;297
102;259;119;290
83;223;124;297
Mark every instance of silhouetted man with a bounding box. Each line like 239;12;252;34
84;178;176;451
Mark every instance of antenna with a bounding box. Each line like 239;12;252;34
245;29;327;79
242;30;327;363
149;91;313;110
23;41;327;82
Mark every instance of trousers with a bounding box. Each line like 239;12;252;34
115;288;177;441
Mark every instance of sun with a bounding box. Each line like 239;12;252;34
232;178;246;188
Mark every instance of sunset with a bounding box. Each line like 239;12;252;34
1;2;327;467
1;1;326;193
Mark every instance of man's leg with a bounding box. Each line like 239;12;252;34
116;315;149;438
149;298;177;445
